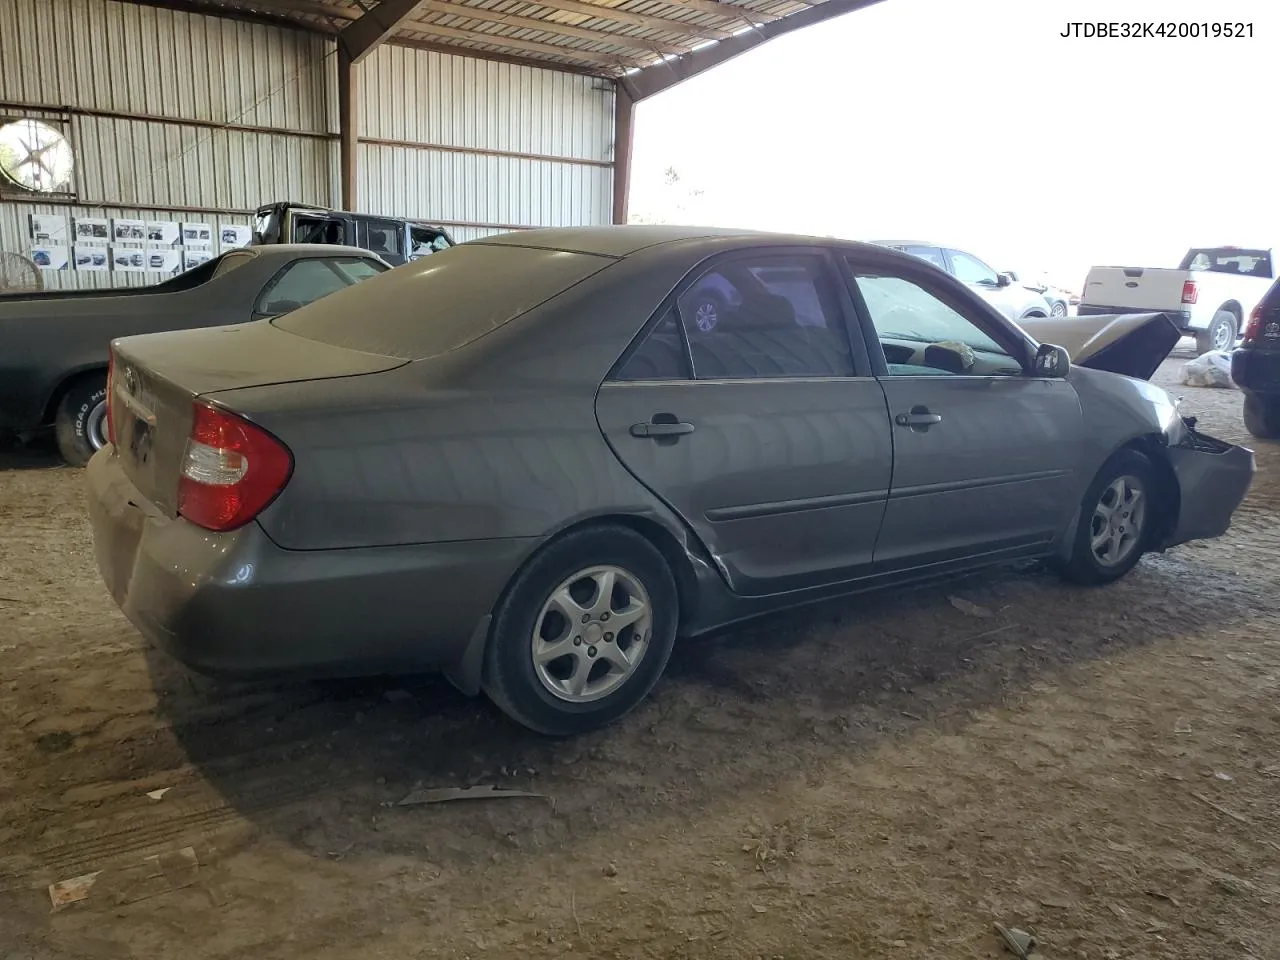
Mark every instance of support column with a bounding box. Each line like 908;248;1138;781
612;82;634;225
337;47;358;211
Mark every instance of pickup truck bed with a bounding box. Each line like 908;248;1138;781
1079;247;1275;353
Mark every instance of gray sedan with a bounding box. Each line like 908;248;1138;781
87;226;1254;736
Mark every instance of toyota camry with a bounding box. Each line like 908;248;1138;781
87;226;1254;735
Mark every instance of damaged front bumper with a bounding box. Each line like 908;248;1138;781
1157;425;1255;549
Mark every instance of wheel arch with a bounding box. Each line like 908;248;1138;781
1056;432;1182;562
41;364;108;427
445;510;708;698
1215;300;1243;322
1119;433;1181;546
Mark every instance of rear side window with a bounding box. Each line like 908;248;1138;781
677;254;856;379
256;258;386;316
273;243;614;359
614;309;691;380
1179;248;1273;278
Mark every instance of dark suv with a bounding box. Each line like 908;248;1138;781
1231;277;1280;438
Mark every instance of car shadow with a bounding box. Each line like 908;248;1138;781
144;545;1267;870
0;436;63;471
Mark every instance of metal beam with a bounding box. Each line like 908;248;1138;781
339;0;427;64
528;0;733;41
621;0;887;100
612;82;634;223
337;46;358;209
410;1;687;57
398;21;631;67
390;34;607;76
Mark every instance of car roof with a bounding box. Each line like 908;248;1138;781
245;243;381;259
473;224;881;258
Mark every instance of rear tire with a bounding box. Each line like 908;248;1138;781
1196;310;1238;354
1243;393;1280;440
482;525;678;736
1050;300;1068;318
1056;450;1157;586
54;376;108;467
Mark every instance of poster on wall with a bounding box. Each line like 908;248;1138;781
74;217;110;242
111;247;146;272
112;218;146;243
145;249;181;275
31;246;70;271
181;222;213;246
183;249;212;271
218;224;252;249
29;215;69;245
73;246;109;271
146;221;180;246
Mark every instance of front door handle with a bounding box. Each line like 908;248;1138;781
895;407;943;429
630;419;695;438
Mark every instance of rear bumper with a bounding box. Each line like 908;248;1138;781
1231;346;1280;396
1159;434;1255;549
86;447;537;679
1078;305;1194;329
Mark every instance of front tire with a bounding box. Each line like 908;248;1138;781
1243;393;1280;440
482;526;678;736
1050;300;1068;318
54;376;108;467
1056;450;1157;586
1196;310;1238;354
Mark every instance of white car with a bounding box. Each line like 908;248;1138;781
873;242;1052;323
1079;246;1276;353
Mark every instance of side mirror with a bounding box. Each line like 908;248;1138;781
996;272;1015;288
1033;342;1071;378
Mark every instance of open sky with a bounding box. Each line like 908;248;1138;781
630;0;1277;292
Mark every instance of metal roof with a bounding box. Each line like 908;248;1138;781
126;0;886;88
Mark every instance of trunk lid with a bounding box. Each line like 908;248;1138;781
109;320;406;514
1081;266;1189;311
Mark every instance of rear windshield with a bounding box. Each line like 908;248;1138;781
273;243;614;359
1178;248;1273;278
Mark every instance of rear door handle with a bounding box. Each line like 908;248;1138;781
895;408;943;428
630;420;695;438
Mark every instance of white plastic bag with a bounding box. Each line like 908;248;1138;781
1180;350;1235;388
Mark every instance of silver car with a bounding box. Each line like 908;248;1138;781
86;226;1254;737
874;242;1052;323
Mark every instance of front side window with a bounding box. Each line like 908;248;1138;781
852;269;1022;377
677;254;856;379
947;249;999;286
256;257;386;316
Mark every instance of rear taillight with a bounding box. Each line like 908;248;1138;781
105;351;116;445
177;402;292;532
1181;280;1199;304
1244;305;1264;341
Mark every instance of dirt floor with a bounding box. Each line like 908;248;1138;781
2;352;1278;960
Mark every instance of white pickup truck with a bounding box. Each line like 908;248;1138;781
1079;246;1275;353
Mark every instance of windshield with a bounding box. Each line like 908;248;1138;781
273;243;614;359
1178;248;1272;278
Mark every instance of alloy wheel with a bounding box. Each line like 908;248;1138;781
1090;474;1146;567
531;565;653;703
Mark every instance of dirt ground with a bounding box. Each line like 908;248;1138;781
2;352;1278;960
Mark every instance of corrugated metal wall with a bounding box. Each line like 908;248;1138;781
356;44;615;239
1;0;616;288
0;0;336;288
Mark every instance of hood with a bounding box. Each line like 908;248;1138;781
1019;312;1181;381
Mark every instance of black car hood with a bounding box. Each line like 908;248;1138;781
1020;312;1182;381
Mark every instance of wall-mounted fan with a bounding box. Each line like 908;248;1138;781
0;119;75;193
